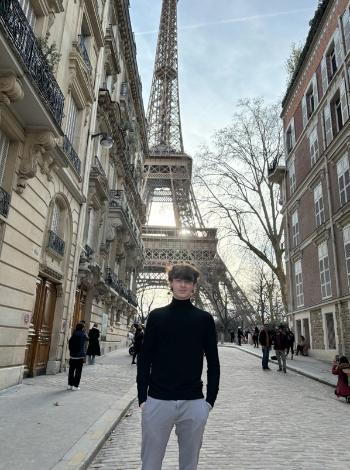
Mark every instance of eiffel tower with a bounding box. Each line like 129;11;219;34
139;0;254;326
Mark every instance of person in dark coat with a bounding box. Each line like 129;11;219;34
68;323;88;390
230;330;235;343
87;323;101;365
332;356;350;402
132;323;144;364
237;327;244;346
259;324;273;370
274;325;288;373
253;326;259;348
285;327;295;359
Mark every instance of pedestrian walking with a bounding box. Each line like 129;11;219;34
86;323;101;365
67;323;88;390
237;327;244;346
274;325;288;373
259;324;273;370
131;323;144;365
285;327;295;359
137;264;220;470
230;329;235;343
332;355;350;403
252;326;259;348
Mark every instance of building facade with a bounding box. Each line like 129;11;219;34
273;0;350;360
0;0;146;390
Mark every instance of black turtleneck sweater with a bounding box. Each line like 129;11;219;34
137;298;220;407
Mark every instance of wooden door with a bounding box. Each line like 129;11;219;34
24;278;57;377
72;288;86;333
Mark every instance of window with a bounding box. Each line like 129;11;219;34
65;96;78;146
19;0;36;30
285;120;295;154
306;85;315;117
309;127;319;165
342;8;350;54
294;260;304;307
51;202;61;235
330;91;343;135
321;30;342;93
343;224;350;290
325;312;336;349
318;241;332;299
314;182;325;227
336;154;350;206
291;210;299;247
0;129;10;186
288;157;296;194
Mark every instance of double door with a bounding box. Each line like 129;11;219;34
24;278;57;377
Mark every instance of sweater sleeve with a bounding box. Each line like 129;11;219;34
204;315;220;407
136;312;156;405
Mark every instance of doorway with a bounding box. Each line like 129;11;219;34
72;288;87;333
24;277;57;377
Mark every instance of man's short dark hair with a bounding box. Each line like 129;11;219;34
76;323;84;331
166;264;200;283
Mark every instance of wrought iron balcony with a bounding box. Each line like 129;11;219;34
0;0;64;125
92;156;106;178
62;135;81;175
127;289;138;307
77;35;92;73
47;230;65;257
105;269;130;301
268;155;285;184
0;186;11;218
84;244;94;258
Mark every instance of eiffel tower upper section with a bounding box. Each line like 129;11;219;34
144;0;203;231
147;0;183;155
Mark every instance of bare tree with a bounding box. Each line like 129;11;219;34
138;289;156;323
196;99;287;312
250;261;285;326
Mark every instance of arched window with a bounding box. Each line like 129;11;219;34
47;199;65;257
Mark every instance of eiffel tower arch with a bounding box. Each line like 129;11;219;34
138;0;255;327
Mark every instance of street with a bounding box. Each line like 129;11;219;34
90;347;349;470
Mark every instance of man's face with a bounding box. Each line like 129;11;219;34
170;277;196;300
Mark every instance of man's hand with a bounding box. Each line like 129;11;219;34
140;402;146;410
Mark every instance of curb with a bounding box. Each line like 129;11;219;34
51;383;137;470
220;344;336;389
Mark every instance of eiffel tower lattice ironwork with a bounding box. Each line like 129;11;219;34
139;0;254;325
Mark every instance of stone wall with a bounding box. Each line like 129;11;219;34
310;309;325;350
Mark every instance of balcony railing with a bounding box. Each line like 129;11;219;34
0;0;64;125
77;35;92;74
105;269;131;301
63;135;81;175
0;187;11;218
92;156;106;178
127;289;138;307
47;230;65;256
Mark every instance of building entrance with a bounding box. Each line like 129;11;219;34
24;277;57;377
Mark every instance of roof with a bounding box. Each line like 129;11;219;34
282;0;330;109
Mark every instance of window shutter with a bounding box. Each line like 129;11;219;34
335;29;343;69
321;56;328;95
340;76;349;124
312;73;318;108
0;129;10;186
323;102;333;146
302;95;308;128
343;8;350;54
290;117;296;147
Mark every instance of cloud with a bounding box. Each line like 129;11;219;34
134;7;314;36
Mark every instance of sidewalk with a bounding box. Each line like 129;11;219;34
221;342;337;387
0;348;137;470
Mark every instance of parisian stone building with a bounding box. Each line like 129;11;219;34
0;0;146;390
271;0;350;360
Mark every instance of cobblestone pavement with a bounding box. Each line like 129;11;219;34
90;347;350;470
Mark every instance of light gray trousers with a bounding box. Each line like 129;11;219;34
141;397;210;470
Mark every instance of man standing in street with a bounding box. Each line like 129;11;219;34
259;324;273;370
274;325;288;373
137;264;220;470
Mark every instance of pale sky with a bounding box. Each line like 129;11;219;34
130;0;319;155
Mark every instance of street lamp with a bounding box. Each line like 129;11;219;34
91;132;114;149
